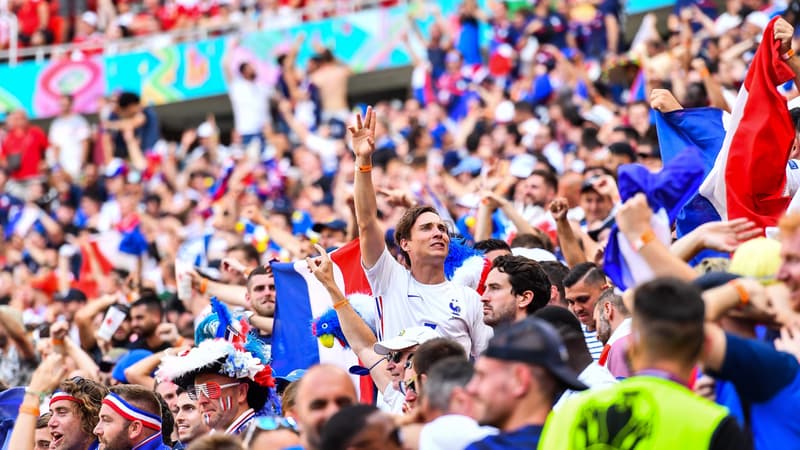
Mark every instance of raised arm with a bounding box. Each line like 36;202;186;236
0;306;35;360
550;198;588;268
74;294;117;351
350;107;386;269
776;18;800;88
307;246;390;392
616;193;698;281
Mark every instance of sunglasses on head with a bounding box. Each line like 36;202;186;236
243;416;299;447
187;382;240;401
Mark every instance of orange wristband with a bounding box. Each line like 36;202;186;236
358;164;372;173
333;298;350;310
782;48;796;61
174;336;185;348
19;405;40;416
729;279;749;306
698;67;710;79
633;229;657;252
199;278;208;295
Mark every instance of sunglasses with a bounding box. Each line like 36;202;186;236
387;351;414;366
386;352;404;364
188;382;240;401
243;416;299;447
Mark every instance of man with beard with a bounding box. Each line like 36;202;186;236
480;255;551;328
172;388;209;449
94;385;170;450
129;295;171;353
245;266;276;345
465;317;587;449
593;290;632;378
563;263;608;361
515;170;558;227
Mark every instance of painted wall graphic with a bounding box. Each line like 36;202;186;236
0;0;460;119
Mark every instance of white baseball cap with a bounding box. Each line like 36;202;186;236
373;326;441;355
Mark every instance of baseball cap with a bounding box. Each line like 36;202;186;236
56;288;88;303
509;154;537;179
511;247;557;262
275;369;306;393
373;326;441;355
483;317;587;391
450;157;483;177
312;219;347;233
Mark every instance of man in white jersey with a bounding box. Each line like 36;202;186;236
349;107;492;358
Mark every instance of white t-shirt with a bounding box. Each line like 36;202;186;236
378;383;405;414
419;415;497;450
228;77;271;136
554;362;617;410
48;114;90;179
364;249;493;359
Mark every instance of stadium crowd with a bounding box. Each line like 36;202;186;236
2;0;402;51
2;0;800;449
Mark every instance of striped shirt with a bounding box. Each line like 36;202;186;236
582;324;603;361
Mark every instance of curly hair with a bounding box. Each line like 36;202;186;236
57;378;108;436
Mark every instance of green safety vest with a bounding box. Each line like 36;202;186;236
538;375;730;450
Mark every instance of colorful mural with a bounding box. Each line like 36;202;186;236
1;1;461;119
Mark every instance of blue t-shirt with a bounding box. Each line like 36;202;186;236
457;15;482;66
712;333;800;450
465;425;543;450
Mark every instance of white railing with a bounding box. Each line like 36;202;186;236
0;0;407;65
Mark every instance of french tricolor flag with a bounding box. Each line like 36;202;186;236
271;239;375;403
698;17;796;233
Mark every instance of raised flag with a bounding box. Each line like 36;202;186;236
654;107;727;237
698;17;796;232
271;239;375;403
604;148;706;290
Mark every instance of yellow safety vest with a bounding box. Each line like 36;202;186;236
539;375;730;449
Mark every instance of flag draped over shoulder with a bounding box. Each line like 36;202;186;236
698;17;796;232
271;239;375;403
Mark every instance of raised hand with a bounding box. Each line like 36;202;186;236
28;354;68;393
696;218;762;253
650;88;683;113
774;17;795;54
349;106;376;159
377;187;416;208
306;244;335;287
549;197;570;222
221;257;246;275
616;193;652;238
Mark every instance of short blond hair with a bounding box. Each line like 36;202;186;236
779;213;800;237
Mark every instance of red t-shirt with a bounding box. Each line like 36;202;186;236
2;125;48;180
15;0;43;36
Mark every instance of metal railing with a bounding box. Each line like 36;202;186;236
0;0;406;65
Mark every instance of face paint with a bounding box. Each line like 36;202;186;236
227;396;231;410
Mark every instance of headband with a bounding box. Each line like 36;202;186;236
102;393;162;431
50;391;81;407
